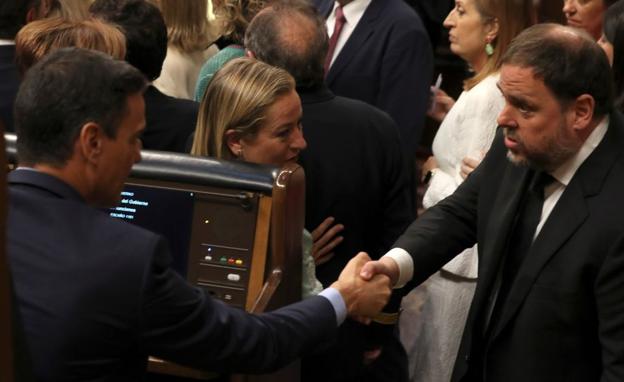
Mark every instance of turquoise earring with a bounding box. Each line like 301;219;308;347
485;43;494;56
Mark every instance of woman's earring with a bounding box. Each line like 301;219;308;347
485;42;494;57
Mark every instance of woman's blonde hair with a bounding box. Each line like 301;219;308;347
153;0;216;52
191;57;295;160
213;0;268;44
15;17;126;75
48;0;93;21
465;0;536;89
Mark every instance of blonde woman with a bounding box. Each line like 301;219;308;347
44;0;92;21
192;57;344;298
402;0;536;381
152;0;218;100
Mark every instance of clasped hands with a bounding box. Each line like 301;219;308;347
330;253;400;320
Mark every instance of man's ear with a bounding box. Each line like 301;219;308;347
246;50;256;59
224;129;243;158
570;94;596;132
78;122;104;164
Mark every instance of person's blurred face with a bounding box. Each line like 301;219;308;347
496;65;583;171
444;0;495;68
237;89;306;167
563;0;607;40
91;93;145;206
598;33;614;65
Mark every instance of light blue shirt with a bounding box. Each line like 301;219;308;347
319;287;347;325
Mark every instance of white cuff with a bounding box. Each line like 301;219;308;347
383;248;413;288
319;287;347;325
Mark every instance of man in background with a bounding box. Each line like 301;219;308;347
313;0;433;161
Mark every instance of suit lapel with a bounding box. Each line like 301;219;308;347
490;113;624;340
490;181;588;339
472;164;531;335
325;0;382;85
316;0;333;18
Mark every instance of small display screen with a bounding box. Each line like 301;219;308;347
109;184;195;276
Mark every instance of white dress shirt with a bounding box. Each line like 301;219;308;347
386;116;610;288
325;0;372;69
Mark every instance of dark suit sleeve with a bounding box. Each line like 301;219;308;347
394;138;487;287
595;234;624;381
377;19;433;153
138;237;337;373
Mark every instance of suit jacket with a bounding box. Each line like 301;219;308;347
143;85;198;153
7;169;337;382
299;85;413;284
0;44;19;132
395;113;624;382
315;0;433;155
299;85;412;382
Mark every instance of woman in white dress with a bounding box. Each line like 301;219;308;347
152;0;219;100
400;1;536;381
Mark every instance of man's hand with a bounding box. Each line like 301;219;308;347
359;256;400;286
331;252;391;318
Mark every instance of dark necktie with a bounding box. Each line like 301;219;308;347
324;5;346;75
489;170;555;330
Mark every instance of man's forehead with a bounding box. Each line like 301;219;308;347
498;65;544;93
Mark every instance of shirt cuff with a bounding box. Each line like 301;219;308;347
383;248;414;288
319;287;347;326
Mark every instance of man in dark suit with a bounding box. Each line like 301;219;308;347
245;2;412;381
8;47;392;381
90;0;197;153
313;0;433;158
361;23;624;382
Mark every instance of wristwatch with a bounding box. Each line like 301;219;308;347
422;169;434;184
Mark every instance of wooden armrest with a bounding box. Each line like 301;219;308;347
147;356;220;380
249;268;282;314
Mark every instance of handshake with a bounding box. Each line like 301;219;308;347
330;252;400;320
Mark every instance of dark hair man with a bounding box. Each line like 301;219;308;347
245;1;413;381
8;47;391;381
89;0;198;153
361;23;624;382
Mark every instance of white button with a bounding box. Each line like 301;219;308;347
227;273;241;282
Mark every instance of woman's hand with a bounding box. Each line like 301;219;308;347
460;151;485;179
311;217;344;266
427;87;455;122
421;156;438;181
